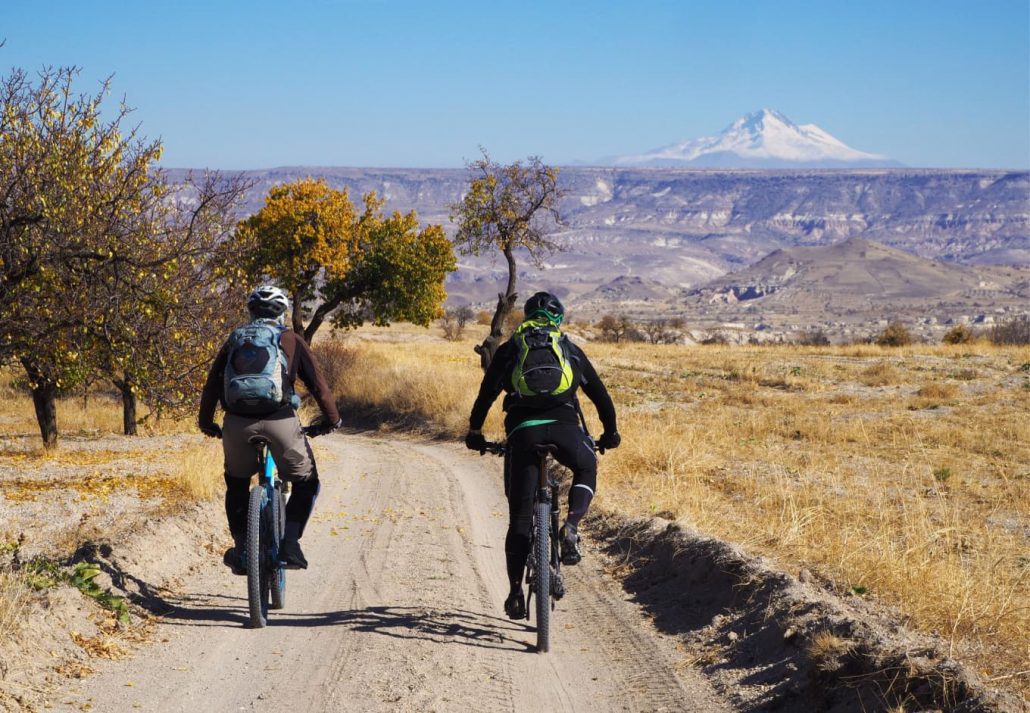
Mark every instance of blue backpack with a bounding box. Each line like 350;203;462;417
223;321;298;416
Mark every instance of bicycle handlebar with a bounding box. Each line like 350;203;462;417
478;439;604;456
481;441;506;456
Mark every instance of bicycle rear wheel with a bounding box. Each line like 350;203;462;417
533;500;551;652
246;485;270;628
269;485;286;610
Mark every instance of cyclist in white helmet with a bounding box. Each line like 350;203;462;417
198;285;342;572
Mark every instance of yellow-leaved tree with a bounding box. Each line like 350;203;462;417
0;66;250;445
234;178;456;343
0;66;164;446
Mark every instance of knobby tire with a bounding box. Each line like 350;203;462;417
533;501;551;652
246;485;269;628
269;486;286;610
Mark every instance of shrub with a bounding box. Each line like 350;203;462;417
989;315;1030;346
916;383;959;399
701;331;730;346
440;306;474;341
597;314;631;343
797;329;831;346
942;324;975;344
439;312;461;340
311;339;357;393
875;321;913;347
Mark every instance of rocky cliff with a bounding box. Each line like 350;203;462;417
172;166;1029;304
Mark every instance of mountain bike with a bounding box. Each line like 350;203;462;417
484;439;597;652
245;425;325;629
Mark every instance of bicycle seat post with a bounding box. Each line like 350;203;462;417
248;435;275;486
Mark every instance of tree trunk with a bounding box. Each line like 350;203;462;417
291;289;306;336
114;376;138;436
474;245;518;371
21;359;58;448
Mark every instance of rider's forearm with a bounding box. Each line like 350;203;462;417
580;357;617;433
290;335;341;424
468;389;498;432
198;343;228;425
468;343;511;431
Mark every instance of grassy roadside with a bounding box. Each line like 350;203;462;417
324;331;1030;697
0;374;224;664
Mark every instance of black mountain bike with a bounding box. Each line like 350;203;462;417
484;439;597;652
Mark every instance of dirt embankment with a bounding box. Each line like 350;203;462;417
587;515;1027;712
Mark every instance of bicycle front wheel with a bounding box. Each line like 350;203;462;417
246;485;269;628
269;485;286;610
533;500;551;653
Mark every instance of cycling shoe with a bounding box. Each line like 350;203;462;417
559;524;582;566
279;537;308;569
223;546;247;576
504;590;526;619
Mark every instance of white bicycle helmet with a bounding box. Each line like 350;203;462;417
247;285;290;320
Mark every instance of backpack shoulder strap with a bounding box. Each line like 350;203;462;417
277;327;299;383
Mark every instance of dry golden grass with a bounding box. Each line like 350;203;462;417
915;382;960;400
329;337;504;437
160;440;225;502
0;370;189;442
330;330;1030;695
0;571;29;645
807;630;856;672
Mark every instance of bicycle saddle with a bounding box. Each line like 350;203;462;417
248;435;272;447
531;444;559;457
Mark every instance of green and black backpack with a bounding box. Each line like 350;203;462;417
509;318;575;401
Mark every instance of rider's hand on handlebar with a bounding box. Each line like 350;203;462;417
199;422;222;439
596;431;621;453
303;418;342;438
464;430;487;454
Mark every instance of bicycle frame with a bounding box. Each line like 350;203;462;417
258;446;281;564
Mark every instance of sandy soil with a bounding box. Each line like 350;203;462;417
48;433;730;713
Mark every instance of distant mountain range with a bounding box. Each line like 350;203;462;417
604;109;903;169
690;236;1027;305
675;237;1029;332
168;165;1029;325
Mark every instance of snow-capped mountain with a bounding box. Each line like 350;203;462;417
608;109;902;168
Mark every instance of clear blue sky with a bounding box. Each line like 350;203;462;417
2;0;1027;169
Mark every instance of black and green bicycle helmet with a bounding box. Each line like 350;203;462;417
524;291;565;325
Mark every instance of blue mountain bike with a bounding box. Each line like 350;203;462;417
245;425;324;629
245;434;286;628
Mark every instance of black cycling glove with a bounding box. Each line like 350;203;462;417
305;418;342;437
199;422;222;439
464;431;486;453
597;431;621;452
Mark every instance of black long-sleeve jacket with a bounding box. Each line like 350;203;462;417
468;337;617;436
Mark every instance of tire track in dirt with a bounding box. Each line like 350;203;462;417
51;433;728;713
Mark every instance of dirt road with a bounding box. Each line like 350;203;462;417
53;433;729;712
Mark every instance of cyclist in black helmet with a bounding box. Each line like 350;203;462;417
465;291;620;619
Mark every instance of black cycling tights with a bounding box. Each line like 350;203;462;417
504;423;597;592
224;469;321;541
